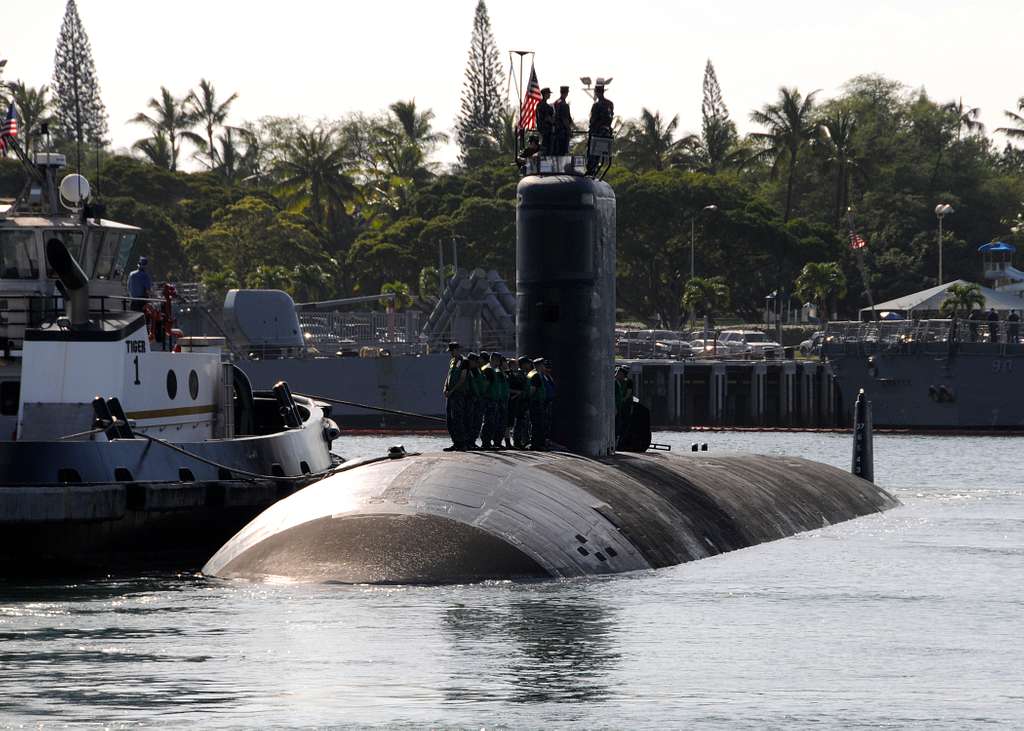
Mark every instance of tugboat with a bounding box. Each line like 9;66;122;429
0;147;339;572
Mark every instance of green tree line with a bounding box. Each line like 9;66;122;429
2;0;1024;325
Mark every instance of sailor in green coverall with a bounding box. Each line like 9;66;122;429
496;354;511;448
508;356;531;448
480;352;510;450
463;352;486;450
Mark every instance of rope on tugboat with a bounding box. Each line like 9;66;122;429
293;392;446;424
57;419;414;484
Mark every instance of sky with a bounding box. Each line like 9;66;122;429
4;0;1023;167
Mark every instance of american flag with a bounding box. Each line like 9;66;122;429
517;64;542;130
0;103;17;155
850;231;867;250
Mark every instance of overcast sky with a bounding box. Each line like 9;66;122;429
5;0;1023;167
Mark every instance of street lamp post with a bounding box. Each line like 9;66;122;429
935;203;954;285
688;205;717;332
690;204;718;279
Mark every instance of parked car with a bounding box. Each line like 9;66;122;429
689;338;731;357
799;331;825;356
616;329;688;358
719;330;783;358
654;338;695;359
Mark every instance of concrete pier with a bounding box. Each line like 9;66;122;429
623;359;838;429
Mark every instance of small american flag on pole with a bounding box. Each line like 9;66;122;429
850;231;867;250
518;64;542;130
0;103;17;155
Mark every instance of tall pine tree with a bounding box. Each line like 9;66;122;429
699;60;738;173
455;0;506;163
52;0;109;146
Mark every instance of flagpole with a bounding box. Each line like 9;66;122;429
507;54;519;159
847;207;877;322
511;50;532;160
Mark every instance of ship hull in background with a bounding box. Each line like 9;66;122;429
237;353;449;427
826;345;1024;429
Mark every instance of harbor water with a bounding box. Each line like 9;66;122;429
1;432;1021;727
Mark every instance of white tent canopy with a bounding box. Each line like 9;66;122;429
860;280;1024;318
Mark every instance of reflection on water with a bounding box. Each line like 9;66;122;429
442;586;620;705
0;574;238;719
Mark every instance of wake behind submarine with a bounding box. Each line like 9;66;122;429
204;156;898;584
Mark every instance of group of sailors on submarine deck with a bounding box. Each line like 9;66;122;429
442;343;641;453
442;341;555;452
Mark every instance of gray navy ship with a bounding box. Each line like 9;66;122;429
824;243;1024;429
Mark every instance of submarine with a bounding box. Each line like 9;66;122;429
204;151;898;584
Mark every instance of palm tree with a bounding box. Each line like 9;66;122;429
939;282;985;318
292;264;331;302
682;276;731;328
749;87;820;221
697;116;742;173
418;264;455;302
489;107;518;156
620;108;697;171
996;96;1024;142
129;87;202;170
380;280;413;311
815;108;857;228
226;123;265;182
246;264;293;292
7;81;50;152
212;127;242;180
187;79;239;171
945;97;984;141
131;131;173;169
794;262;847;321
388;99;448;151
274;124;356;226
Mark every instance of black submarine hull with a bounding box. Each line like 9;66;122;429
203;450;897;584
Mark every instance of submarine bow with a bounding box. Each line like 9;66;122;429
203;450;897;584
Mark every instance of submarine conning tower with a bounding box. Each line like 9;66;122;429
516;174;617;457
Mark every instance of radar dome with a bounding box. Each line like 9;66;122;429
59;174;91;205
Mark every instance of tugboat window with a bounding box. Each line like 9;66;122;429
113;233;137;280
188;370;199;400
94;232;120;280
80;230;102;278
0;381;19;415
0;231;40;279
166;370;178;399
44;231;84;277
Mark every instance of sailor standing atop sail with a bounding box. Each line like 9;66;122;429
536;87;554;154
553;86;573;155
589;82;614;138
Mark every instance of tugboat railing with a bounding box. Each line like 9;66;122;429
0;293;150;356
